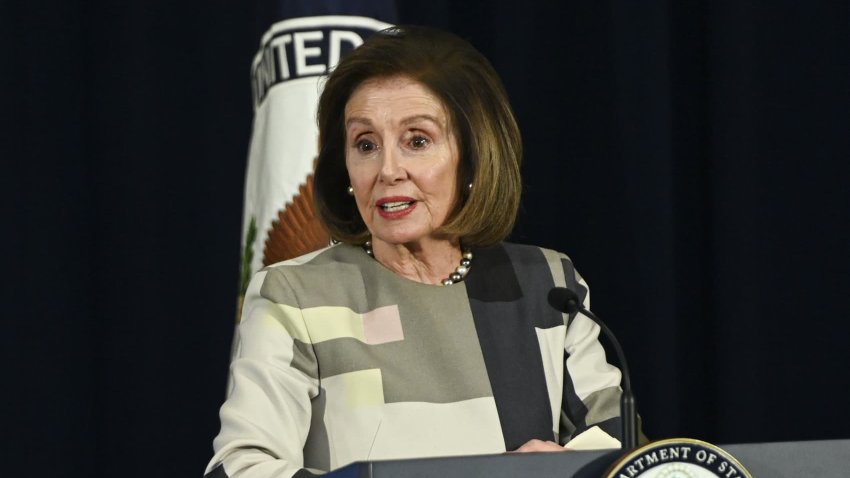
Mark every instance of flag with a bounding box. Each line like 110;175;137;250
237;2;397;317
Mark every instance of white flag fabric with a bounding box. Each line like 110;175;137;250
238;3;396;310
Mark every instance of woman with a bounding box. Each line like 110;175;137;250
206;25;627;478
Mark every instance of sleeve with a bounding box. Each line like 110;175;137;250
558;261;625;444
204;268;321;478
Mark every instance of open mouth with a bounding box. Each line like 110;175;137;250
376;197;417;218
380;201;414;212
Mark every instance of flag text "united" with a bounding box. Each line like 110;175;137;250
252;27;372;108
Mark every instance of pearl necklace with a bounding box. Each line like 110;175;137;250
363;241;474;285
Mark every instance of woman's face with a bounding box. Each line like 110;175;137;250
344;76;460;248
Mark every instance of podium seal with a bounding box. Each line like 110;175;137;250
606;438;752;478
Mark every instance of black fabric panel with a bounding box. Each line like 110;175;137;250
204;464;229;478
204;464;319;478
501;244;566;331
466;244;523;302
293;469;321;478
559;362;589;441
465;243;563;450
560;380;623;443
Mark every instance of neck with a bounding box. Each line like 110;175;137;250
369;238;463;285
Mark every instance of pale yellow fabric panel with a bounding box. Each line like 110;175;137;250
319;367;505;470
275;304;405;345
273;304;365;343
321;369;385;470
367;398;506;460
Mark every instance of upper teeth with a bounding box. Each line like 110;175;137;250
381;201;411;211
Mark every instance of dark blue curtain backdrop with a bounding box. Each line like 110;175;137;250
3;1;848;477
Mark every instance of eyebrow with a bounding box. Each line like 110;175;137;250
345;117;372;130
400;114;443;128
345;114;444;130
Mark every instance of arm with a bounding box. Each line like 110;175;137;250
560;268;624;444
205;269;320;478
513;310;623;452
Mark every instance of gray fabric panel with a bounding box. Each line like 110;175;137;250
561;384;622;442
260;243;494;403
560;257;588;305
260;245;369;312
582;386;622;425
309;283;493;403
303;390;330;472
559;410;577;445
259;265;301;308
291;339;319;380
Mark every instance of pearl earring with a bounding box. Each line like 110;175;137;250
347;185;354;196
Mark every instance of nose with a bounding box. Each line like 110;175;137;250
379;148;407;185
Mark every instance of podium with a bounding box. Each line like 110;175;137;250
325;439;850;477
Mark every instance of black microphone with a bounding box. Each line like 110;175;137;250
547;287;638;450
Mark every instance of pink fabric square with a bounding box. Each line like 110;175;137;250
362;305;404;345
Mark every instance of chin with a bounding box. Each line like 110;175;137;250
371;229;432;247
